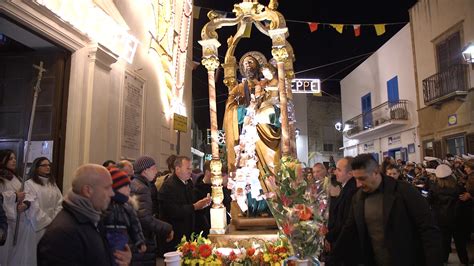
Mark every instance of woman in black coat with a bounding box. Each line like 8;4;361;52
429;170;469;264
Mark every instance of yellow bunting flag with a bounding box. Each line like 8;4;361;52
308;22;318;32
331;24;344;34
193;6;201;19
374;24;386;36
242;23;252;38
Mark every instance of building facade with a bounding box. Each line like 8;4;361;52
305;94;344;167
341;25;421;163
410;0;474;158
0;0;193;191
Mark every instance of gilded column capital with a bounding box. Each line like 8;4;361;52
272;47;288;62
202;56;220;71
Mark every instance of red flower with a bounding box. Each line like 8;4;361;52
198;244;212;258
276;246;288;253
246;247;255;256
267;244;275;254
229;251;237;261
294;204;313;221
280;195;293;207
319;224;328;235
282;222;294;236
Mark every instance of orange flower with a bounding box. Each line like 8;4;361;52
282;222;294;236
246;247;256;256
295;204;313;221
198;244;212;258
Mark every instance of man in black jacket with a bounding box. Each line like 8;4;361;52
130;156;173;265
332;154;442;266
325;156;359;265
158;156;211;253
38;164;131;266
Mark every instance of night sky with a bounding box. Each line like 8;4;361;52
191;0;418;133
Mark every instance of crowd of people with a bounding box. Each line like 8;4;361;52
1;148;473;265
324;153;474;265
0;151;231;266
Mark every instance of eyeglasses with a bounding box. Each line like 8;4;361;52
39;164;51;167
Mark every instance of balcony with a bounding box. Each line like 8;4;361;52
422;64;470;106
344;100;409;139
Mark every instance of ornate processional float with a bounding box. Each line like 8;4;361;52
197;0;328;264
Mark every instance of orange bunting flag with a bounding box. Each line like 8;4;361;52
331;24;344;34
308;22;319;32
374;24;386;36
353;24;361;37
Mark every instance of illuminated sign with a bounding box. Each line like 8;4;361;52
34;0;139;63
291;79;321;94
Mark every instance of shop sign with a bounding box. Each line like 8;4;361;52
448;114;457;126
388;135;401;145
291;79;321;94
363;142;374;151
34;0;139;63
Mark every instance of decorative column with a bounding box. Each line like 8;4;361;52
269;28;291;156
198;39;227;234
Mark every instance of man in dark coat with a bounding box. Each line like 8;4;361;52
158;156;211;253
37;164;131;266
130;156;173;265
325;156;359;265
332;154;442;266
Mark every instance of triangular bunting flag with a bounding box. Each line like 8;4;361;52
193;6;201;19
308;22;318;32
242;23;252;38
374;24;386;36
353;24;361;37
331;24;344;34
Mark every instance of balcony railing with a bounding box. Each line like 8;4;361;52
422;64;469;105
344;100;408;137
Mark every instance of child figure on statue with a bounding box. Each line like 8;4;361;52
103;168;146;265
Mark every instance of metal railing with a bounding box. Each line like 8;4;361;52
422;64;469;105
344;100;408;137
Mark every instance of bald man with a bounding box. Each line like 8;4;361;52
38;164;131;266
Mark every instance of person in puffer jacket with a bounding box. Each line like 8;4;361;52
103;168;146;265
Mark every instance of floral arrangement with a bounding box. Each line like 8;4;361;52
216;236;290;266
178;233;221;265
177;233;291;266
263;156;329;263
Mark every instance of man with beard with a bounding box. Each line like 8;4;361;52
223;53;280;217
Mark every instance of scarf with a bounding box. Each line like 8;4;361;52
111;191;129;204
64;190;102;225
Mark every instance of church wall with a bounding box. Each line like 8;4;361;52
0;0;193;191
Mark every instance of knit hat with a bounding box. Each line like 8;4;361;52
109;168;130;190
134;156;156;174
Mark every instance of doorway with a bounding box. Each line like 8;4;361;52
0;15;70;189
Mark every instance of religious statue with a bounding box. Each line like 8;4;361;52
223;52;281;216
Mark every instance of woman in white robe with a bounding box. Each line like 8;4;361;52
0;149;37;266
25;157;63;242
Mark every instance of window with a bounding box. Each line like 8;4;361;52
446;136;465;155
387;76;399;106
323;144;333;152
361;93;372;129
436;31;462;72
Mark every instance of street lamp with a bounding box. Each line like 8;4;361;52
462;43;474;64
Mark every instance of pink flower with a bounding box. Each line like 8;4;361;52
280;195;293;207
282;222;294;236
